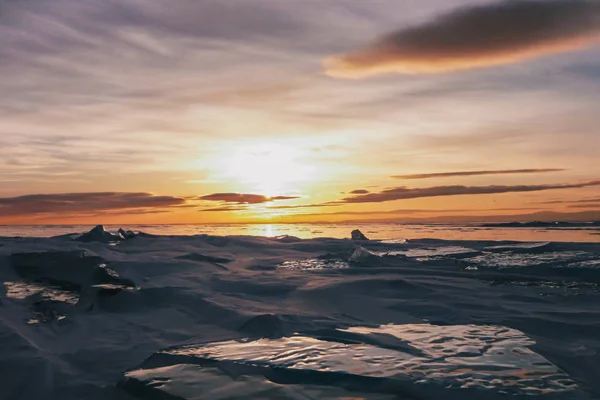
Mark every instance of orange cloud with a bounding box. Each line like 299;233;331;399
393;168;565;180
199;206;249;212
325;0;600;77
198;193;299;204
342;181;600;204
0;192;186;217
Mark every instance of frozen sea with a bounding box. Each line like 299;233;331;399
1;222;600;242
1;223;600;399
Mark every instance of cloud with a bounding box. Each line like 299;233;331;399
0;0;361;192
0;192;186;217
539;197;600;204
198;193;299;204
267;203;341;210
330;210;600;224
341;180;600;204
349;189;370;194
393;168;565;180
325;0;600;77
568;203;600;209
271;196;301;201
199;206;248;212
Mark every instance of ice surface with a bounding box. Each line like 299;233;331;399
0;229;599;399
124;323;578;397
76;224;124;243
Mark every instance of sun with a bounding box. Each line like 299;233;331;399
217;143;315;196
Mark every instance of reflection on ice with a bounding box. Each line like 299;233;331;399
278;259;349;271
391;246;478;258
466;251;591;268
349;245;477;260
484;242;551;252
341;324;572;392
123;364;398;400
567;259;600;268
133;324;578;397
379;238;408;244
3;281;79;305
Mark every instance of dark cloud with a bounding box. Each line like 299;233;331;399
349;189;370;194
199;193;299;204
393;168;565;180
326;0;600;77
0;192;186;217
341;181;600;204
271;196;301;201
330;210;600;224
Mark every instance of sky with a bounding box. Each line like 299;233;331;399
1;0;600;224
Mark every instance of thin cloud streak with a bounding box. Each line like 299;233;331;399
326;0;600;77
267;203;341;210
199;206;249;212
569;203;600;209
332;210;600;224
393;168;565;180
198;193;299;204
539;197;600;204
342;181;600;204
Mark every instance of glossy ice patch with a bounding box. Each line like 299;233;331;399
484;242;551;252
394;246;478;258
379;238;408;244
466;251;591;268
131;324;579;397
567;259;600;268
122;364;398;400
3;281;79;305
490;280;600;296
342;324;576;393
277;259;349;271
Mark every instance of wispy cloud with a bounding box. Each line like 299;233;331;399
326;0;600;77
198;206;249;212
539;197;600;204
199;193;299;204
393;168;565;180
341;181;600;204
267;203;341;210
568;203;600;209
321;210;600;224
0;0;359;192
0;192;186;217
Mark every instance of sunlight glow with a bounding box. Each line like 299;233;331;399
218;143;315;196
